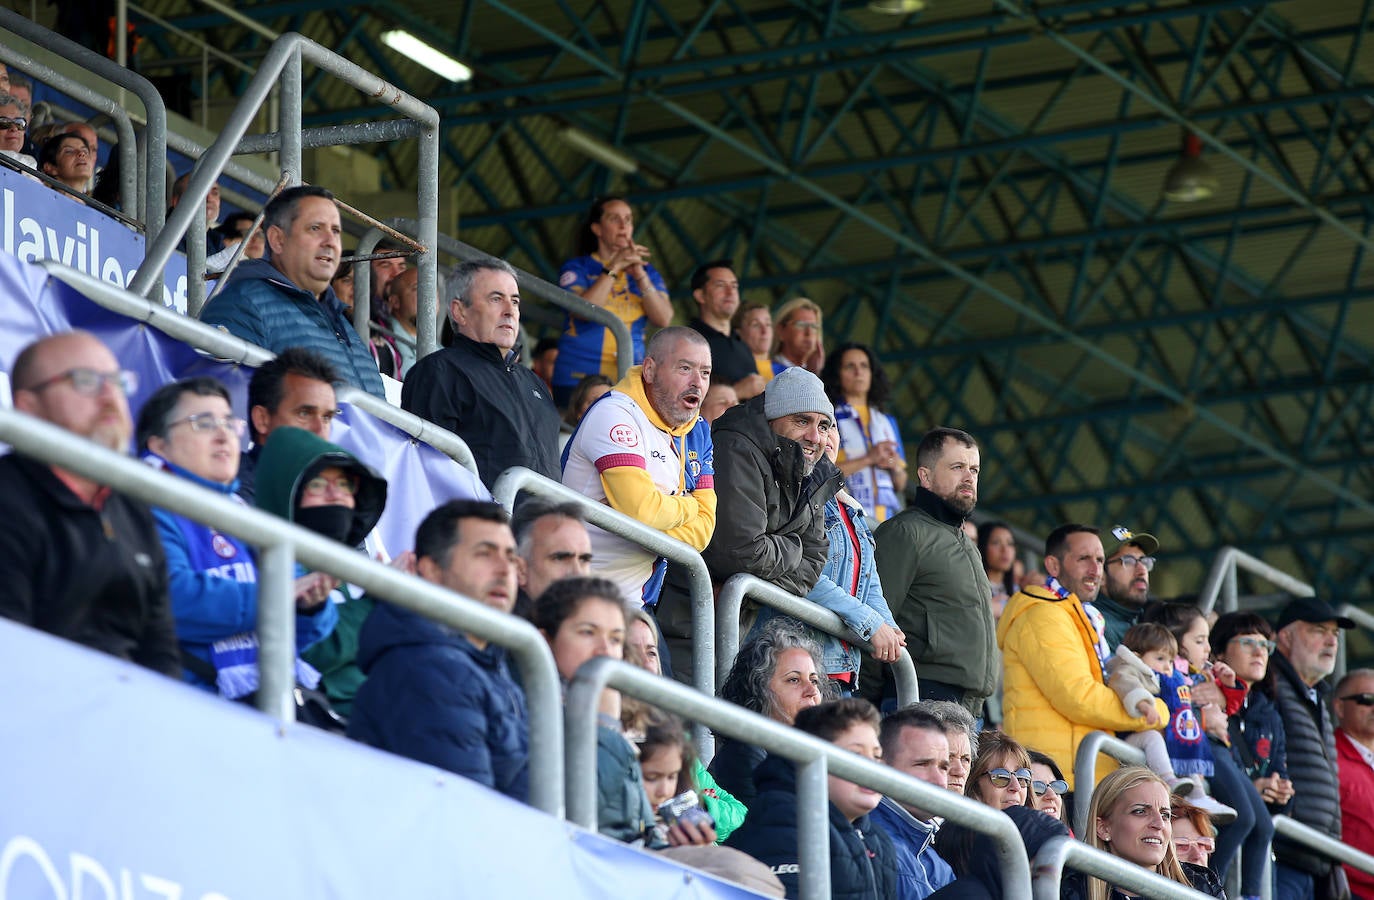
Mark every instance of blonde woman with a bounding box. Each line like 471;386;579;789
772;297;825;374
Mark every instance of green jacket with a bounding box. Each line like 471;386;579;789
859;487;997;711
253;426;388;714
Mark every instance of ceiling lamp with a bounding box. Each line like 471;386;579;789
559;128;639;175
1162;133;1218;203
868;0;928;12
380;30;472;83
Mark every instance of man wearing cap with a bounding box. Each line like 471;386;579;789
1095;525;1159;650
1335;668;1374;900
1271;597;1355;899
655;366;841;681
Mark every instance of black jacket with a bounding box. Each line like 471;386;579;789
725;754;897;900
708;736;767;806
1272;650;1341;876
931;805;1068;900
1058;863;1223;900
0;454;180;677
401;333;561;490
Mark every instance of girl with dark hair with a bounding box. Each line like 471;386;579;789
976;521;1018;617
551;196;673;406
819;341;907;522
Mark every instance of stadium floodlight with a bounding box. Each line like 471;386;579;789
380;30;472;83
559;127;639;175
1162;132;1219;203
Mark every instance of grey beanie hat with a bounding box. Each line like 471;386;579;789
764;366;834;422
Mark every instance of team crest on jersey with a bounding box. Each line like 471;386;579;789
559;271;578;288
211;532;237;559
689;459;701;477
609;424;640;447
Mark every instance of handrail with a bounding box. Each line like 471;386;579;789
132;31;439;334
1071;732;1146;838
489;466;716;759
0;8;156;226
355;219;635;376
1197;546;1314;615
1272;814;1374;877
715;573;919;705
566;657;1032;900
1336;603;1374;683
40;260;479;475
0;408;564;816
1032;835;1210;899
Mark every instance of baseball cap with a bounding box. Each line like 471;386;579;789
1109;524;1159;557
1275;597;1355;631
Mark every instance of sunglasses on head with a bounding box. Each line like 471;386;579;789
1033;778;1068;797
1341;693;1374;707
985;767;1032;789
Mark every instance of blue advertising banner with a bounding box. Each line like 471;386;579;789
0;165;191;312
0;619;762;899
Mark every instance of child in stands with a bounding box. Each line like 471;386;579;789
1107;622;1236;822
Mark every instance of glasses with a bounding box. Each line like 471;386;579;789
1109;554;1156;572
1033;779;1068;797
1231;636;1277;653
0;117;26;131
1173;836;1216;853
303;473;359;498
23;367;138;397
1340;693;1374;707
985;768;1032;790
166;413;245;437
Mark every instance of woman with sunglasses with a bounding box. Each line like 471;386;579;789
1170;797;1226;897
1027;749;1070;830
965;731;1037;812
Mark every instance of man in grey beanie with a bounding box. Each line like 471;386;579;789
656;367;843;681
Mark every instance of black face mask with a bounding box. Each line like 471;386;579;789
294;505;354;544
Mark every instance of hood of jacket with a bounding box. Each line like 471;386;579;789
252;425;386;546
355;599;494;674
614;365;701;438
711;393;841;494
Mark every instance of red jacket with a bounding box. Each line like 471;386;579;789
1336;728;1374;899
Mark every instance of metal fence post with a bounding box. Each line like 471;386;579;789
796;756;832;900
1071;732;1145;838
254;541;297;723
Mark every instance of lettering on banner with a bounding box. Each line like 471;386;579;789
0;835;230;900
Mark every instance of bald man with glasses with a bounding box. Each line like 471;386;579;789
0;331;180;677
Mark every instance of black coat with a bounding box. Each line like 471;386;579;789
931;805;1068;900
0;454;180;677
708;736;767;806
1272;651;1341;876
725;754;897;900
401;332;561;490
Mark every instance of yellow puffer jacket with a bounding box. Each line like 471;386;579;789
996;584;1167;791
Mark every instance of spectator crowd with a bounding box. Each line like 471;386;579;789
0;72;1369;898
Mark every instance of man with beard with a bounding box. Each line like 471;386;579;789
656;366;841;681
200;186;385;398
561;326;715;608
1095;525;1159;650
997;524;1168;790
0;331;180;677
858;428;996;717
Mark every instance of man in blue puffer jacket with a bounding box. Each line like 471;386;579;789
347;500;529;803
200;185;386;399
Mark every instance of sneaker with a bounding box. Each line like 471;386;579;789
1166;776;1195;798
1190;793;1238;825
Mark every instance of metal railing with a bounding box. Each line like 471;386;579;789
1032;835;1209;899
0;407;565;816
1336;604;1374;683
715;573;919;705
566;657;1032;900
1197;546;1315;615
132;32;439;326
41;261;479;475
354;220;634;373
489;466;716;758
1272;815;1374;881
1071;732;1146;838
0;6;164;231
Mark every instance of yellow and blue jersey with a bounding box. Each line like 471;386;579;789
554;254;666;388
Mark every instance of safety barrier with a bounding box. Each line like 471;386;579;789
0;407;566;816
1337;604;1374;684
1271;815;1374;885
132;32;440;330
566;656;1032;900
1197;546;1315;615
715;573;919;705
355;220;634;374
1032;835;1209;899
1071;732;1146;839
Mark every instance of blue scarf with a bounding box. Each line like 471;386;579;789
1158;667;1214;776
210;633;321;700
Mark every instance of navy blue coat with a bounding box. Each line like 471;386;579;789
726;754;897;900
347;601;529;802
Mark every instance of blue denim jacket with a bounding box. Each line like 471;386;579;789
750;495;897;677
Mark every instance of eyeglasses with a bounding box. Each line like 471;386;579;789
1173;836;1216;853
1109;554;1156;572
1231;636;1277;653
22;367;138;397
303;473;359;498
985;767;1032;789
1033;779;1068;797
1340;693;1374;707
0;117;26;131
166;412;246;437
